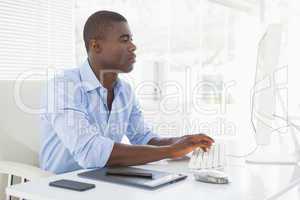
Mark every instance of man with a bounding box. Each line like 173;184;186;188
40;10;214;174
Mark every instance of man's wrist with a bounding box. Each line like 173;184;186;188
159;146;173;159
170;136;180;144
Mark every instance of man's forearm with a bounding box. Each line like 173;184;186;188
147;137;180;146
106;143;171;167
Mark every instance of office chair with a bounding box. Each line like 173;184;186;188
0;80;53;200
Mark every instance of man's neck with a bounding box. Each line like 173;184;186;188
88;58;118;91
100;73;118;91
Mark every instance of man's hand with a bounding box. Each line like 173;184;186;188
167;134;214;159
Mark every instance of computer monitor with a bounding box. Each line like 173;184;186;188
246;24;299;164
251;24;283;145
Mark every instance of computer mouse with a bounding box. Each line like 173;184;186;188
193;169;230;184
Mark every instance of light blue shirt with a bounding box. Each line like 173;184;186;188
39;60;158;174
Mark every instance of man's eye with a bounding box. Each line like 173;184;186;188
121;37;132;42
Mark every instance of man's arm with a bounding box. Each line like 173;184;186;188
44;78;115;169
106;134;214;167
147;134;215;147
147;137;180;146
106;143;170;167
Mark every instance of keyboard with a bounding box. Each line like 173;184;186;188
189;143;226;170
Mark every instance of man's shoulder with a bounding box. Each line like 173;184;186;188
46;67;85;97
53;67;81;82
46;67;83;91
42;67;86;108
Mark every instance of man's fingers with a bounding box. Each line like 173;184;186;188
189;142;213;152
201;147;208;152
191;136;214;146
190;141;212;150
187;134;214;143
181;134;215;152
196;134;215;143
183;134;215;144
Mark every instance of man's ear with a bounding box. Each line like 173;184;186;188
89;39;102;53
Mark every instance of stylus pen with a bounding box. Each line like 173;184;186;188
105;171;153;179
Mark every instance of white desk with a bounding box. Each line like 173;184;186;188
6;158;300;200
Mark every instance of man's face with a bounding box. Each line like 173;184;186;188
96;22;136;73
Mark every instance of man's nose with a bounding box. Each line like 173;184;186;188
129;41;137;52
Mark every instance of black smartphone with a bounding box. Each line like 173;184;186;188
49;179;95;191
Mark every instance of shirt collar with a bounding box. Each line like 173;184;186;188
79;59;123;93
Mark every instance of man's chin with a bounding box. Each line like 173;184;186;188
128;64;134;72
122;64;133;73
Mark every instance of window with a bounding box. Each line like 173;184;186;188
0;0;75;80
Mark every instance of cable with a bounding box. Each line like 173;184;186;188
273;114;300;132
226;144;258;158
226;125;290;158
230;68;292;159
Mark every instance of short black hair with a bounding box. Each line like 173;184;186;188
83;10;127;52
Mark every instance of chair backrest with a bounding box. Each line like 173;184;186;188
0;80;45;199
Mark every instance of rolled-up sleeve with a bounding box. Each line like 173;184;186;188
126;95;159;145
49;110;114;168
46;78;114;168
